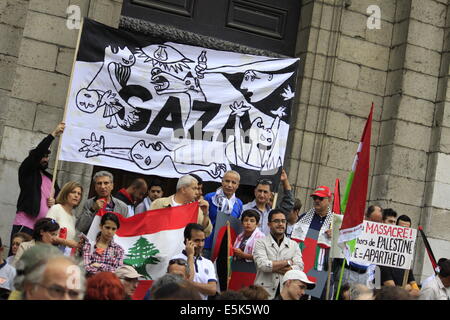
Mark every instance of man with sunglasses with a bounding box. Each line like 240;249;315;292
243;168;294;236
291;186;333;299
253;209;304;299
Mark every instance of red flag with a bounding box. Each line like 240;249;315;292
339;104;374;242
332;178;341;214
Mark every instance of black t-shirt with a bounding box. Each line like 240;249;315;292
380;266;415;286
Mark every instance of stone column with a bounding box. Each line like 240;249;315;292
0;0;123;245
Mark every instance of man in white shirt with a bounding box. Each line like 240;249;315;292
420;259;450;300
171;223;218;300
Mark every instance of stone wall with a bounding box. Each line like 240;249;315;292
288;0;450;282
0;0;123;247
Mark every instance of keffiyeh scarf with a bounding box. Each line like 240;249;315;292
211;187;236;214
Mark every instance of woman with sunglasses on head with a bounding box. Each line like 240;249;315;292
12;218;60;267
46;181;84;249
81;212;124;276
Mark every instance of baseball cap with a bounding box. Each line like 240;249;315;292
115;265;142;279
310;186;331;198
282;270;316;290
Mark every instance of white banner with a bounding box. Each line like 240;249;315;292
60;19;299;184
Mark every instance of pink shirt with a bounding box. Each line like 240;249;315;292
14;173;52;230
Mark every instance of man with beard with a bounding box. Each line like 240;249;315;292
171;223;218;300
10;122;64;254
253;209;304;299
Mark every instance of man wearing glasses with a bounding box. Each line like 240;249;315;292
291;186;333;299
253;209;304;299
14;244;85;300
243;168;294;236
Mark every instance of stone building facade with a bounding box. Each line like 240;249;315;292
0;0;449;282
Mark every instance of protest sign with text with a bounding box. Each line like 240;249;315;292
350;221;417;270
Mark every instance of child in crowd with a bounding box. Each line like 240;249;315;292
82;213;124;276
6;232;31;265
233;209;265;262
286;198;302;238
12;218;60;267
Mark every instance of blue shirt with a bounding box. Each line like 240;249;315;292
204;192;243;249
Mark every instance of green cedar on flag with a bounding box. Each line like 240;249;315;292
338;103;374;260
124;236;160;279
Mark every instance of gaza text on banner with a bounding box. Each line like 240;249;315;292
60;18;299;185
350;221;417;270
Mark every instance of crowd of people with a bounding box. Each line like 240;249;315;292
0;122;449;301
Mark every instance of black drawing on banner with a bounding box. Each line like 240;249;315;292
141;46;206;131
136;44;194;73
195;53;294;104
79;132;227;179
74;42;297;177
76;46;151;130
226;102;285;172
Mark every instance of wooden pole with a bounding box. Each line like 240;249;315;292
402;269;410;288
226;221;231;290
271;192;278;209
51;18;85;193
325;216;334;300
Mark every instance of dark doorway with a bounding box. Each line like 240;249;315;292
121;0;301;56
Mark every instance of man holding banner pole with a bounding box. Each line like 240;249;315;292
243;168;294;236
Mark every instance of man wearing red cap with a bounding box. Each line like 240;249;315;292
291;185;333;299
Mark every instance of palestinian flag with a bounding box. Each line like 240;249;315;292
86;202;198;281
338;104;374;258
210;211;243;291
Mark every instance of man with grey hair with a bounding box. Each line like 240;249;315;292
150;174;212;236
76;170;128;234
203;170;243;258
12;244;85;300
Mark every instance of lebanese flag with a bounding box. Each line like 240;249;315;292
338;104;373;245
86;202;199;283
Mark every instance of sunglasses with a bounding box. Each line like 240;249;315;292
312;196;326;201
169;259;187;266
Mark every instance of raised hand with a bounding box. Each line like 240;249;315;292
271;106;286;118
281;85;295;101
79;132;105;158
229;101;251;117
195;50;208;79
100;90;118;106
207;162;227;178
51;122;65;137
